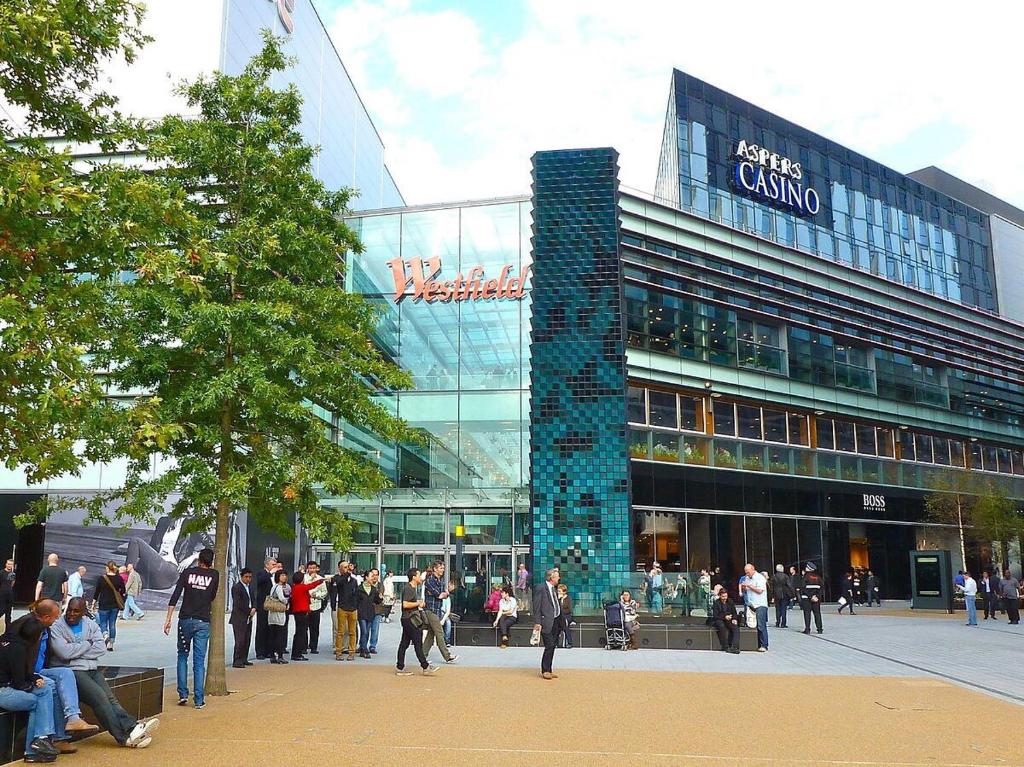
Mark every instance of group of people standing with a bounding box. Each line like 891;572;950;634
955;568;1021;626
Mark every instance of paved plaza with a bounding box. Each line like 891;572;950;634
6;606;1022;767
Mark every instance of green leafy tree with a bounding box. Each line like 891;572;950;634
1;1;181;482
86;35;411;695
925;471;1021;571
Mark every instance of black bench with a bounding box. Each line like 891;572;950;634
0;666;163;762
453;621;759;651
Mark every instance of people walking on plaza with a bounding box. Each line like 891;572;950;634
396;567;436;676
0;615;62;763
254;557;278;660
557;582;574;648
164;547;219;709
48;598;160;750
381;568;396;623
740;563;769;651
646;562;664;615
356;568;383;658
229;567;256;668
515;562;531;610
620;589;640;649
92;561;127;651
800;563;824;634
837;571;856;615
441;578;456;645
865;570;880;607
957;571;978;626
1000;569;1021;625
851;570;864;605
66;566;86;602
533;568;565;680
267;569;290;664
712;586;740;653
332;561;359;661
304;561;328;655
981;569;1000;620
1;559;16;631
288;569;324;662
771;564;793;628
787;566;800;611
493;583;518;648
122;563;145;621
35;554;67;606
422;561;458;664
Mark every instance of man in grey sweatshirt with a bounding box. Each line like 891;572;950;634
47;598;160;749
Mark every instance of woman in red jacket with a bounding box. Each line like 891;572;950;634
289;570;324;662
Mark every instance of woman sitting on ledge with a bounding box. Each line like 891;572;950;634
619;590;640;650
493;584;518;649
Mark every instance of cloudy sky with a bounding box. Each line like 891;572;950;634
319;0;1024;210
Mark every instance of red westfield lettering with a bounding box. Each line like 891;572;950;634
386;257;530;303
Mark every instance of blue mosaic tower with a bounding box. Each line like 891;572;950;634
529;148;633;611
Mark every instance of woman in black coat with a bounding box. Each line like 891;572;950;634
355;570;383;659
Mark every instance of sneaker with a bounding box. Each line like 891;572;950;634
445;654;459;664
421;665;439;675
176;697;189;707
127;736;152;750
194;703;205;710
757;647;768;652
369;648;377;654
727;647;741;654
23;754;57;764
396;668;413;676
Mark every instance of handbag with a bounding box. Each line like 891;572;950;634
264;588;287;614
838;596;848;606
744;607;757;629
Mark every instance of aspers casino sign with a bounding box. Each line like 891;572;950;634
386;257;531;304
732;139;820;217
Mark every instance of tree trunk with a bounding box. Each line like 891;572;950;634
956;495;967;573
205;402;233;697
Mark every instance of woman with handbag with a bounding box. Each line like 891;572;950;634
91;561;127;652
288;570;324;662
266;569;290;664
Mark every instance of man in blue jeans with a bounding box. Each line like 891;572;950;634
740;563;770;652
164;548;219;709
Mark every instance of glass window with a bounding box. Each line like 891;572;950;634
915;434;934;463
737;405;762;440
932;437;950;465
816;418;835;450
949;440;965;468
449;513;512;545
398;393;459;488
788;414;809;446
713;400;736;436
969;442;984;470
899;430;915;461
627;386;646;424
877;427;895;459
680;396;704;432
996;447;1011;474
835;421;856;452
383;510;446;545
763;408;787;443
855;424;876;456
459;391;523;487
983;445;998;472
1011;449;1024;476
649;390;677;429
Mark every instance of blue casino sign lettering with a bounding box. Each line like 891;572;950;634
732;139;820;217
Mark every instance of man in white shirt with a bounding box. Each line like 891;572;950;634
67;566;87;600
739;563;769;652
958;571;978;626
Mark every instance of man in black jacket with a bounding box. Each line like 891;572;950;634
770;565;792;628
331;562;359;661
532;569;564;680
980;569;1000;620
800;563;824;634
253;557;277;660
711;588;740;653
229;568;256;668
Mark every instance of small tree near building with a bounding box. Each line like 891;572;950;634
53;35;411;696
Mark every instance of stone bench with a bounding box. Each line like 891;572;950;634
0;666;163;762
453;621;759;651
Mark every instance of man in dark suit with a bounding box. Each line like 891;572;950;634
230;568;257;668
980;569;1000;620
253;557;277;660
711;587;740;653
532;568;564;680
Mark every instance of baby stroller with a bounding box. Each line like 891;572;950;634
603;601;628;650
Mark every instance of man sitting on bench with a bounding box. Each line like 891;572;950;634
46;598;160;749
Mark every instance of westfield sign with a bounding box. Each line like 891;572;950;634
386;257;531;304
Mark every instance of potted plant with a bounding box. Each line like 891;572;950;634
652;444;679;462
629;442;649;459
818;465;837;478
714;448;737;468
842;466;859;481
769;460;789;474
684;446;707;465
742;453;763;471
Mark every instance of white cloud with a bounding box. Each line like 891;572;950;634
329;0;1024;208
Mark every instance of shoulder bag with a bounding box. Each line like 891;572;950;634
264;586;287;614
744;606;757;629
409;608;427;629
103;575;126;611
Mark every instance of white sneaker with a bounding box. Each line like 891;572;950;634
128;736;152;749
421;665;439;675
126;722;146;746
444;654;459;664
